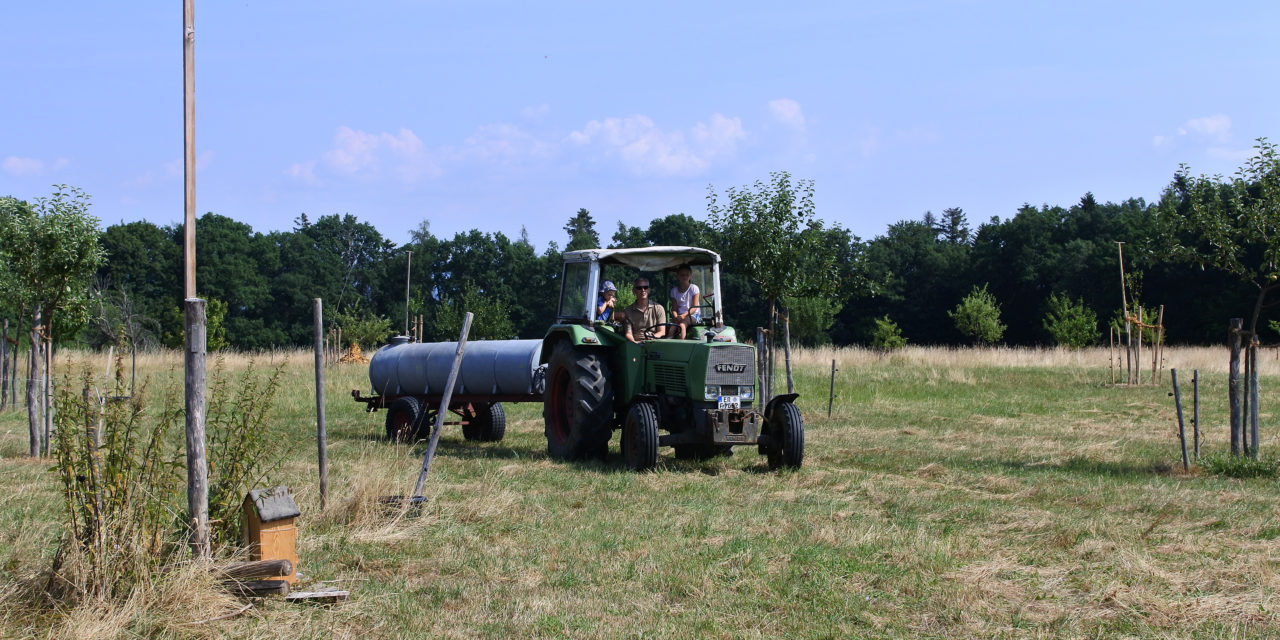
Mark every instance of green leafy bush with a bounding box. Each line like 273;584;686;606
1043;293;1098;349
949;284;1005;345
870;315;907;351
331;302;394;349
51;348;284;600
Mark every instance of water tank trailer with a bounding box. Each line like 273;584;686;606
352;335;546;443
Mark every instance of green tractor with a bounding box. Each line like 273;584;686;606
540;246;804;471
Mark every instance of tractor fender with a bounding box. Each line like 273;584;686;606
764;393;800;421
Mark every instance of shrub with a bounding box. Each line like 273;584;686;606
49;348;285;602
870;315;907;351
949;284;1005;345
331;302;394;350
1043;293;1098;349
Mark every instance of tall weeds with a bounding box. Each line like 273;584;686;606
41;349;285;610
50;351;181;600
205;354;286;548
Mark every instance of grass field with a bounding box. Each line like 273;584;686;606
1;345;1279;639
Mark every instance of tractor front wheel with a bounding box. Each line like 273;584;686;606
766;401;804;470
543;341;614;460
621;402;659;471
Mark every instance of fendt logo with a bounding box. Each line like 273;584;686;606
714;363;747;373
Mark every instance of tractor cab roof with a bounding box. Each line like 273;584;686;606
562;246;719;271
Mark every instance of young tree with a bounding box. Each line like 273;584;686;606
1156;138;1280;336
706;172;841;337
0;186;105;456
870;315;907;351
949;284;1005;345
1042;293;1098;349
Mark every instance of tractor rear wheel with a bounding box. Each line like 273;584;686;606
622;402;659;471
766;401;804;470
386;397;429;443
462;402;506;442
543;341;614;460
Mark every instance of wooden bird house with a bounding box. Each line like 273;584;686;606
242;486;301;584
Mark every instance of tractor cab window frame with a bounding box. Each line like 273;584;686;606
557;259;600;322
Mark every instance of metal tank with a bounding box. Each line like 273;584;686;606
369;337;544;398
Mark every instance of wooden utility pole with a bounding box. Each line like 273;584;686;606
185;298;209;557
404;251;412;337
183;0;209;558
313;299;328;511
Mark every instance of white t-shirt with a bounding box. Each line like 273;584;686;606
669;283;700;315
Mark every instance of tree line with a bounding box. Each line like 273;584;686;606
2;140;1279;354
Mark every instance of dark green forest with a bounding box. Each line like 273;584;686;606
5;141;1280;351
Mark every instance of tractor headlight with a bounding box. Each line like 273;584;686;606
740;386;754;400
704;385;720;400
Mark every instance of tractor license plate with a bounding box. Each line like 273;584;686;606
718;395;741;410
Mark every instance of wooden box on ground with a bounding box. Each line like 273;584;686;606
242;486;301;585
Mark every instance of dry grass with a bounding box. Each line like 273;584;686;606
792;344;1280;376
0;345;1278;638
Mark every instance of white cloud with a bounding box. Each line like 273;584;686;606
520;104;550;120
2;155;68;176
1207;146;1254;164
1178;114;1232;141
2;156;44;176
567;113;745;176
452;123;554;164
292;126;440;185
286;161;318;185
768;98;806;131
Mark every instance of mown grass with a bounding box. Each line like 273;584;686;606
1;345;1278;638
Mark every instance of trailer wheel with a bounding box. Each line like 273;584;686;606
621;402;659;472
766;401;804;470
543;341;613;460
462;402;506;442
386;397;429;443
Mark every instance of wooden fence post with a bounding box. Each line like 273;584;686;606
1249;337;1260;459
1192;369;1200;459
1229;318;1243;456
1172;369;1189;472
412;312;472;498
1125;320;1133;384
1109;326;1114;385
313;299;328;511
783;314;794;394
1155;305;1165;383
184;298;210;558
1;318;8;411
27;307;41;457
827;359;836;418
43;329;52;456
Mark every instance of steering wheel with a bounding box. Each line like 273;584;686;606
644;322;682;340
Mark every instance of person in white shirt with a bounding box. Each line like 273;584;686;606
668;264;701;339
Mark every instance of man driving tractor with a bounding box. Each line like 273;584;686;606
621;277;667;343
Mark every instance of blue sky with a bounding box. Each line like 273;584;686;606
2;2;1276;251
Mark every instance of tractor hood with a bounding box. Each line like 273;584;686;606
562;246;719;271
